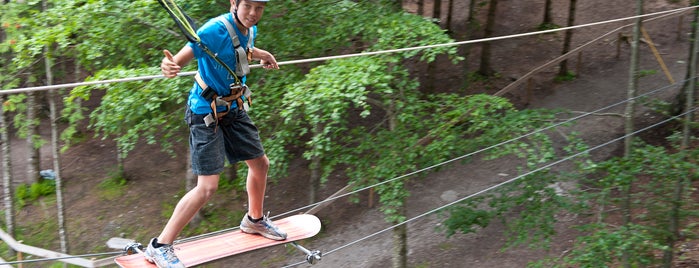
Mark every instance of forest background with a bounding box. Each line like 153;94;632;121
1;0;699;267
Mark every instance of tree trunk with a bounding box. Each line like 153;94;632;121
622;1;643;267
309;155;320;205
385;86;408;268
25;90;39;183
42;0;68;253
461;0;477;88
664;2;699;267
624;1;642;157
0;7;14;254
558;0;577;77
542;0;553;26
417;0;424;16
681;1;698;149
479;0;498;77
392;219;408;268
1;94;15;254
433;0;441;25
27;20;43;182
48;82;69;254
673;1;699;116
445;0;453;32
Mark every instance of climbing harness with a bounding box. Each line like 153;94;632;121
157;0;254;126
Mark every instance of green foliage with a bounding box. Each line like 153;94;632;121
537;23;560;31
263;0;462;213
16;216;59;250
182;206;246;237
531;223;663;268
442;108;587;249
97;171;128;201
443;200;492;237
534;141;699;267
638;69;658;78
63;67;188;158
554;70;576;82
15;180;56;208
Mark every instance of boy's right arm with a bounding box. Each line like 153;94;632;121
161;45;194;78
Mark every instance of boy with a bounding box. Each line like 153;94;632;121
148;1;284;267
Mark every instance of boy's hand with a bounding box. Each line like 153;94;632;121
161;49;182;78
254;48;279;69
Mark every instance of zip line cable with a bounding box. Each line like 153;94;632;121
1;76;689;265
1;5;696;95
174;78;686;244
280;104;699;268
271;79;686;219
0;4;696;266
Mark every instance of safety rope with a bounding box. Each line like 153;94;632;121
0;4;696;267
0;77;690;266
157;0;199;43
181;76;689;256
0;250;122;266
1;5;696;95
156;0;243;85
271;78;687;220
280;104;699;267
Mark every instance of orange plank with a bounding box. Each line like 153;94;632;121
115;214;321;268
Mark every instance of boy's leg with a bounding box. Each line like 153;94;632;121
244;155;269;219
239;154;287;240
145;175;219;267
158;174;220;244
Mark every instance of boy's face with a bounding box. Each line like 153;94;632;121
233;0;266;28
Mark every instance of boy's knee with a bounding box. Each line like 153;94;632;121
248;155;270;172
197;184;218;199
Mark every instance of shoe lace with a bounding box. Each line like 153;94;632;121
162;245;180;264
260;212;281;232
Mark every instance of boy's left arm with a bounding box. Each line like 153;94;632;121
251;48;279;69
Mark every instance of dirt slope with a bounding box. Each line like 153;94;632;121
3;0;695;267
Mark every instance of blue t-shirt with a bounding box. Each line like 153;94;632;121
187;13;256;114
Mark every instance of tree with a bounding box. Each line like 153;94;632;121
672;0;699;117
622;2;643;266
445;0;453;31
479;0;498;77
433;0;441;25
274;2;460;266
664;2;699;266
557;0;577;79
461;0;478;87
0;93;14;249
540;0;555;29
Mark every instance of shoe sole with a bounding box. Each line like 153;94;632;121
240;226;287;241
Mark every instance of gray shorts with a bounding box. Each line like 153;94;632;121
186;107;265;175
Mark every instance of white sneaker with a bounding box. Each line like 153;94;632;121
240;213;287;240
144;238;185;268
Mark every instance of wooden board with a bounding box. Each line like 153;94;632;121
114;214;321;268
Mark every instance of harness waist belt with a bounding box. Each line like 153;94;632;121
194;72;251;122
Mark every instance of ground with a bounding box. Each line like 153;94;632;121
3;0;697;267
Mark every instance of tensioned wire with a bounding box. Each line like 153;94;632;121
182;4;696;237
0;4;695;266
175;76;687;245
280;105;699;268
1;5;696;95
0;78;689;266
